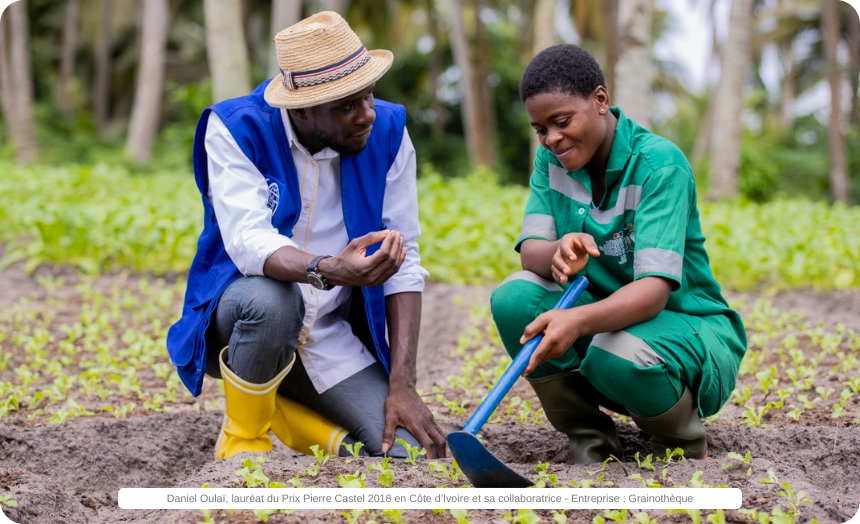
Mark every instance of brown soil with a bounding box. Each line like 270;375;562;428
1;266;859;524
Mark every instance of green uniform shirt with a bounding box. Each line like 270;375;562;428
516;107;743;333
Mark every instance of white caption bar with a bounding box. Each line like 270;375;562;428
119;488;741;510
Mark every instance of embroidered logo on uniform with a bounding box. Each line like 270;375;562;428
266;181;280;212
599;223;635;264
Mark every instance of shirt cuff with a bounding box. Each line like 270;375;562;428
383;265;430;296
238;231;298;276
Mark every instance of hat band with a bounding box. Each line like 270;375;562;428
281;45;370;91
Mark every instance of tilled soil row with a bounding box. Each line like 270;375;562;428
1;410;858;524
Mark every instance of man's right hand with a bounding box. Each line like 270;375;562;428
319;230;407;287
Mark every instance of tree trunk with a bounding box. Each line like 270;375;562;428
125;0;168;165
269;0;303;77
58;0;79;114
822;0;849;203
602;0;619;96
448;0;492;167
531;0;558;157
614;0;652;128
204;0;252;103
428;0;445;138
691;91;715;172
707;0;753;200
3;1;38;164
848;7;860;128
0;10;15;141
473;0;497;165
321;0;350;15
94;0;113;134
778;39;795;127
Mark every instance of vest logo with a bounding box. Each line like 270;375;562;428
266;181;279;212
599;223;635;264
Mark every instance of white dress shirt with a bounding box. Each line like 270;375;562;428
204;109;429;393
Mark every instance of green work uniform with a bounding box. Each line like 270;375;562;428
490;107;746;418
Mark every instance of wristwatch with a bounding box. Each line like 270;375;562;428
306;255;334;290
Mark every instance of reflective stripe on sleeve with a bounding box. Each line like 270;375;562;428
497;270;564;292
517;213;557;243
634;248;683;281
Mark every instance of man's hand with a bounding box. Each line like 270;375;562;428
552;233;600;284
381;386;447;459
519;309;583;376
320;230;407;287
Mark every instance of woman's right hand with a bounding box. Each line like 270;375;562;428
552;233;600;284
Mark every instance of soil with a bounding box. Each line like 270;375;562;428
1;265;859;524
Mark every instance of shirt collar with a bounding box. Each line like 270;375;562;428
280;108;339;160
605;106;633;188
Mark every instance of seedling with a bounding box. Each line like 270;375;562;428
552;510;568;524
628;473;660;488
633;452;655;471
0;494;18;508
586;457;615;486
429;459;464;486
450;508;476;524
504;509;541;524
342;441;365;461
721;451;753;476
337;471;367;488
234;454;270;488
367;457;394;487
531;461;558;487
253;509;276;523
395;437;425;467
740;401;773;428
382;508;406;524
655;447;685;463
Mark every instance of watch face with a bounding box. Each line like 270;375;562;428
307;273;326;290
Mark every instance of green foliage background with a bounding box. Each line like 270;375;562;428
2;161;858;291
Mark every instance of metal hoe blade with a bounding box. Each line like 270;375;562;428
446;277;590;488
448;431;533;487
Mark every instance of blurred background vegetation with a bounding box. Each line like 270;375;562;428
0;0;859;290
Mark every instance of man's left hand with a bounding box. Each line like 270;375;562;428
382;386;447;459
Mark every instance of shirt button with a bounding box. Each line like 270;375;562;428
310;160;316;167
578;208;586;215
303;203;310;211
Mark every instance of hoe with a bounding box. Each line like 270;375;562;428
447;276;589;487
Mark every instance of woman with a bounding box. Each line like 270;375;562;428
491;45;746;462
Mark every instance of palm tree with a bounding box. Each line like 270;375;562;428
707;0;755;200
204;0;252;103
125;0;169;164
0;0;38;164
614;0;653;128
822;0;848;202
269;0;304;77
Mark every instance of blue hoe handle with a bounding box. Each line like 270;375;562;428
461;276;589;435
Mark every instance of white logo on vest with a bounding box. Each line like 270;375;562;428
266;182;280;212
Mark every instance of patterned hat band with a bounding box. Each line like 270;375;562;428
281;45;371;91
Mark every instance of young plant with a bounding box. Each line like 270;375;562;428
633;452;655;471
721;451;753;476
532;461;558;487
342;441;365;461
395;437;425;467
337;470;367;488
429;459;464;486
234;454;270;488
368;457;394;487
504;509;541;524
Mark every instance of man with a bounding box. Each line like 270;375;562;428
167;11;446;461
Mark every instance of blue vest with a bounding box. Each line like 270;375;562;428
167;80;406;396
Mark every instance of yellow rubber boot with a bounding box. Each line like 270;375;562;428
215;347;295;460
270;394;349;457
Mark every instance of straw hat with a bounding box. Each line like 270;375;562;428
264;11;393;109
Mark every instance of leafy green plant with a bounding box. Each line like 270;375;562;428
429;460;464;486
395;437;425;467
368;456;394;487
234;454;270;488
337;471;367;488
721;451;753;476
633;452;655;471
504;508;541;524
532;461;558;487
342;441;365;461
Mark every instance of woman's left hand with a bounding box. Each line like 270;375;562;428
519;309;583;376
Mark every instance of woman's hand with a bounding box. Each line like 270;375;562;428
519;308;583;375
552;233;600;284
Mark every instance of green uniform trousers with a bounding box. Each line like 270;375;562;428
490;271;743;418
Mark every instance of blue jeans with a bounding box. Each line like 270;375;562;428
205;276;421;458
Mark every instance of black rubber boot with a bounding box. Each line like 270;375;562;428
630;387;707;460
528;370;624;464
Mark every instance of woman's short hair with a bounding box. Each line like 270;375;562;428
519;44;606;102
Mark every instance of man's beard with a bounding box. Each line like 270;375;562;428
310;125;367;158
